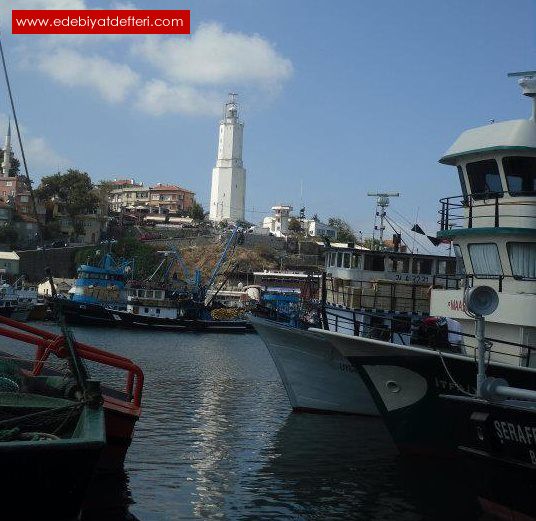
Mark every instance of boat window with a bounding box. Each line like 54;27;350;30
466;159;503;199
364;255;385;272
343;253;351;268
330;252;336;267
502;156;536;196
386;256;409;273
411;258;432;275
453;245;466;275
156;308;160;314
457;165;468;202
146;290;154;299
144;307;149;313
507;242;536;280
468;243;502;277
351;253;362;269
437;259;456;275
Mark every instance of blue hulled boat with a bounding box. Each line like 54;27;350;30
58;253;133;327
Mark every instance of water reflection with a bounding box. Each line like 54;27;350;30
0;325;494;520
81;470;137;521
243;412;420;520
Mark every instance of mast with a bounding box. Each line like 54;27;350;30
367;192;400;250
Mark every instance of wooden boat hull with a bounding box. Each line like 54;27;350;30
0;353;140;471
101;394;141;470
0;394;105;520
1;441;102;520
110;309;254;332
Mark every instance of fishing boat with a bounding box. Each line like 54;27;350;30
59;252;132;327
110;227;253;332
0;277;40;321
435;285;536;520
0;348;106;519
251;70;536;419
111;278;253;331
301;70;536;451
443;393;536;520
249;315;377;414
0;315;144;469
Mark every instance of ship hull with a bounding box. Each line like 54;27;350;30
442;395;536;521
249;315;378;415
313;330;536;454
59;300;120;327
110;309;253;332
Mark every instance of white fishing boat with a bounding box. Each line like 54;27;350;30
306;71;536;436
252;71;536;417
429;71;536;364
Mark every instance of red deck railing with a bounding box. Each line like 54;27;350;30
0;315;144;408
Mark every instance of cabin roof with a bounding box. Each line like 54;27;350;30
327;247;452;260
440;118;536;165
0;251;19;260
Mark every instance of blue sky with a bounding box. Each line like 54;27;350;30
0;0;534;250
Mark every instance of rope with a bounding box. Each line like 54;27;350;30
0;401;83;430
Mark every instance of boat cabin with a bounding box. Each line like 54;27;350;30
70;253;132;305
326;246;457;286
431;72;536;364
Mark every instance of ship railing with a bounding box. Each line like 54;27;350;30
323;278;433;313
438;191;536;231
0;315;144;408
323;307;536;367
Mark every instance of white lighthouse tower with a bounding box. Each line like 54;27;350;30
209;93;246;223
2;119;12;177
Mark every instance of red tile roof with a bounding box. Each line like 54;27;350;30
150;184;195;193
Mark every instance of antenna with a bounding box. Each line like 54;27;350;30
508;70;536;119
367;192;400;250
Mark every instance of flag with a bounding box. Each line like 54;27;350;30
411;224;425;235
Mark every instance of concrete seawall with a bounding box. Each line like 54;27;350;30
16;247;87;282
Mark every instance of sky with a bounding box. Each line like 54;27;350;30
0;0;534;252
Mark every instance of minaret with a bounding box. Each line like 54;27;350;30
209;94;246;222
2;119;12;177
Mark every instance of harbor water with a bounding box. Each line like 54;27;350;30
0;326;486;520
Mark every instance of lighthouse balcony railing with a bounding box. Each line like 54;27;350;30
438;191;536;231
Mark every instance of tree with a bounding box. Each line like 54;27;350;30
288;217;302;233
327;217;357;243
36;170;99;233
0;225;18;248
189;201;205;221
0;149;20;177
364;237;382;250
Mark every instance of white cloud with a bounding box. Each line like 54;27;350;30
10;10;293;117
136;80;221;116
37;48;140;103
8;0;87;9
0;0;87;32
134;23;293;89
26;136;69;171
